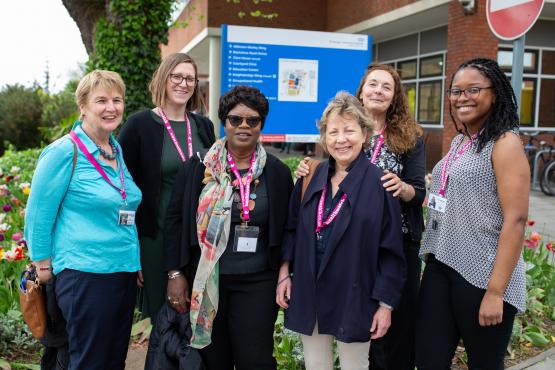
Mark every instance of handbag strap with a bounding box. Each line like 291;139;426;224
301;158;321;201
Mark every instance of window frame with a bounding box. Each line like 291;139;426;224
499;45;555;131
381;51;446;128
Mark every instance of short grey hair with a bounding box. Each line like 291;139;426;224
317;91;373;153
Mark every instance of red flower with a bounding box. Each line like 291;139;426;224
14;246;24;260
525;239;539;249
4;175;13;183
546;243;554;253
527;220;535;226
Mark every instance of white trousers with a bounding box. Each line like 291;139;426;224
300;323;370;370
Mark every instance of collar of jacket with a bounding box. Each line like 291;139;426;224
303;150;370;205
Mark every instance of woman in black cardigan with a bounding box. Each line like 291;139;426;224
297;64;426;369
164;86;293;369
119;53;215;320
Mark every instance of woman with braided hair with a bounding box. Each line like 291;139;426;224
415;58;530;369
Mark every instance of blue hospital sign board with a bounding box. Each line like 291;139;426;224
221;25;372;142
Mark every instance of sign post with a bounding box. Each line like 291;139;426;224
220;25;371;142
486;0;545;125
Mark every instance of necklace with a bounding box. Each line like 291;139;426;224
97;141;118;160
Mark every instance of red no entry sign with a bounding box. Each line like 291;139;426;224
486;0;545;40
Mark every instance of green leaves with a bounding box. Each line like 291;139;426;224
91;0;174;119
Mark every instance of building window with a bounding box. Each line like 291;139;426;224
539;78;555;128
520;79;536;126
498;47;555;129
383;53;444;126
403;83;417;118
420;55;443;77
498;49;538;73
418;81;442;125
398;60;417;79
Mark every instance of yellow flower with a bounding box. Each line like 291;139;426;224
0;248;4;260
22;187;30;195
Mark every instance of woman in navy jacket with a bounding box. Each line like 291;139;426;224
277;92;405;370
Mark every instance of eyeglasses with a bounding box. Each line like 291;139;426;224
447;86;493;100
169;74;197;86
226;115;262;128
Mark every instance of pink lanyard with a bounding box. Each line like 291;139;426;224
439;134;477;197
369;126;387;164
70;131;127;202
315;186;348;236
157;108;193;161
227;151;256;222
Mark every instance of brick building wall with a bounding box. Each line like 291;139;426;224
325;0;417;31
162;0;208;57
208;0;326;31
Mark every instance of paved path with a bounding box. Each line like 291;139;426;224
528;190;555;242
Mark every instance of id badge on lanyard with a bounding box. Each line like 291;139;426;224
118;203;136;226
428;134;475;230
232;224;259;253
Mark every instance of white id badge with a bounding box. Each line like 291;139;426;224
118;205;136;226
233;225;259;253
427;193;447;213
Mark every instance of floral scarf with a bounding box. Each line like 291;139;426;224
189;138;266;348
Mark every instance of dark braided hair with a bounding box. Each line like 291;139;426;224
448;58;519;152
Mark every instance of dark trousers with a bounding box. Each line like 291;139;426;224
370;239;421;370
55;269;137;370
200;269;279;370
415;257;516;370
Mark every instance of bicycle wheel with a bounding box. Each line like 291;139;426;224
540;160;555;196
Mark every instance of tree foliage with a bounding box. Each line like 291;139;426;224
0;85;44;153
90;0;174;116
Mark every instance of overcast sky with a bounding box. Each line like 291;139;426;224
0;0;88;93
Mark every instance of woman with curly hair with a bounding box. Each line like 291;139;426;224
415;58;529;369
296;64;426;369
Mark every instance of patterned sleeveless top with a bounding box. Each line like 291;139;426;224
420;133;527;313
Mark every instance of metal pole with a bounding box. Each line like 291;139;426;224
511;35;525;127
209;36;222;138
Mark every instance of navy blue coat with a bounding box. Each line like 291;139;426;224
282;152;405;343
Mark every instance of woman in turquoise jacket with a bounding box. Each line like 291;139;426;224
24;70;142;370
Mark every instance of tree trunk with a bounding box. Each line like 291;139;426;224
62;0;106;54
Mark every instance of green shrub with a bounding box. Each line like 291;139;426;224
0;85;44;154
0;309;41;359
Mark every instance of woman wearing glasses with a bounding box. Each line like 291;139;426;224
415;59;529;369
164;85;293;369
119;53;216;321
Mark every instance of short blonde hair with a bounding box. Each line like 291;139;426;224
317;91;373;153
75;70;126;107
149;53;205;112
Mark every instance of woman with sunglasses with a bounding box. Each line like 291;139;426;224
118;53;216;322
164;85;293;369
415;58;529;369
296;64;425;369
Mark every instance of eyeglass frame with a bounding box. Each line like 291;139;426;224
169;73;198;87
226;114;262;128
446;86;493;100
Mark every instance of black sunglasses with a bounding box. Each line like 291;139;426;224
226;115;262;128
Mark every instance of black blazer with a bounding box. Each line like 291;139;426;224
282;152;405;343
118;109;216;238
164;152;294;278
400;137;426;243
